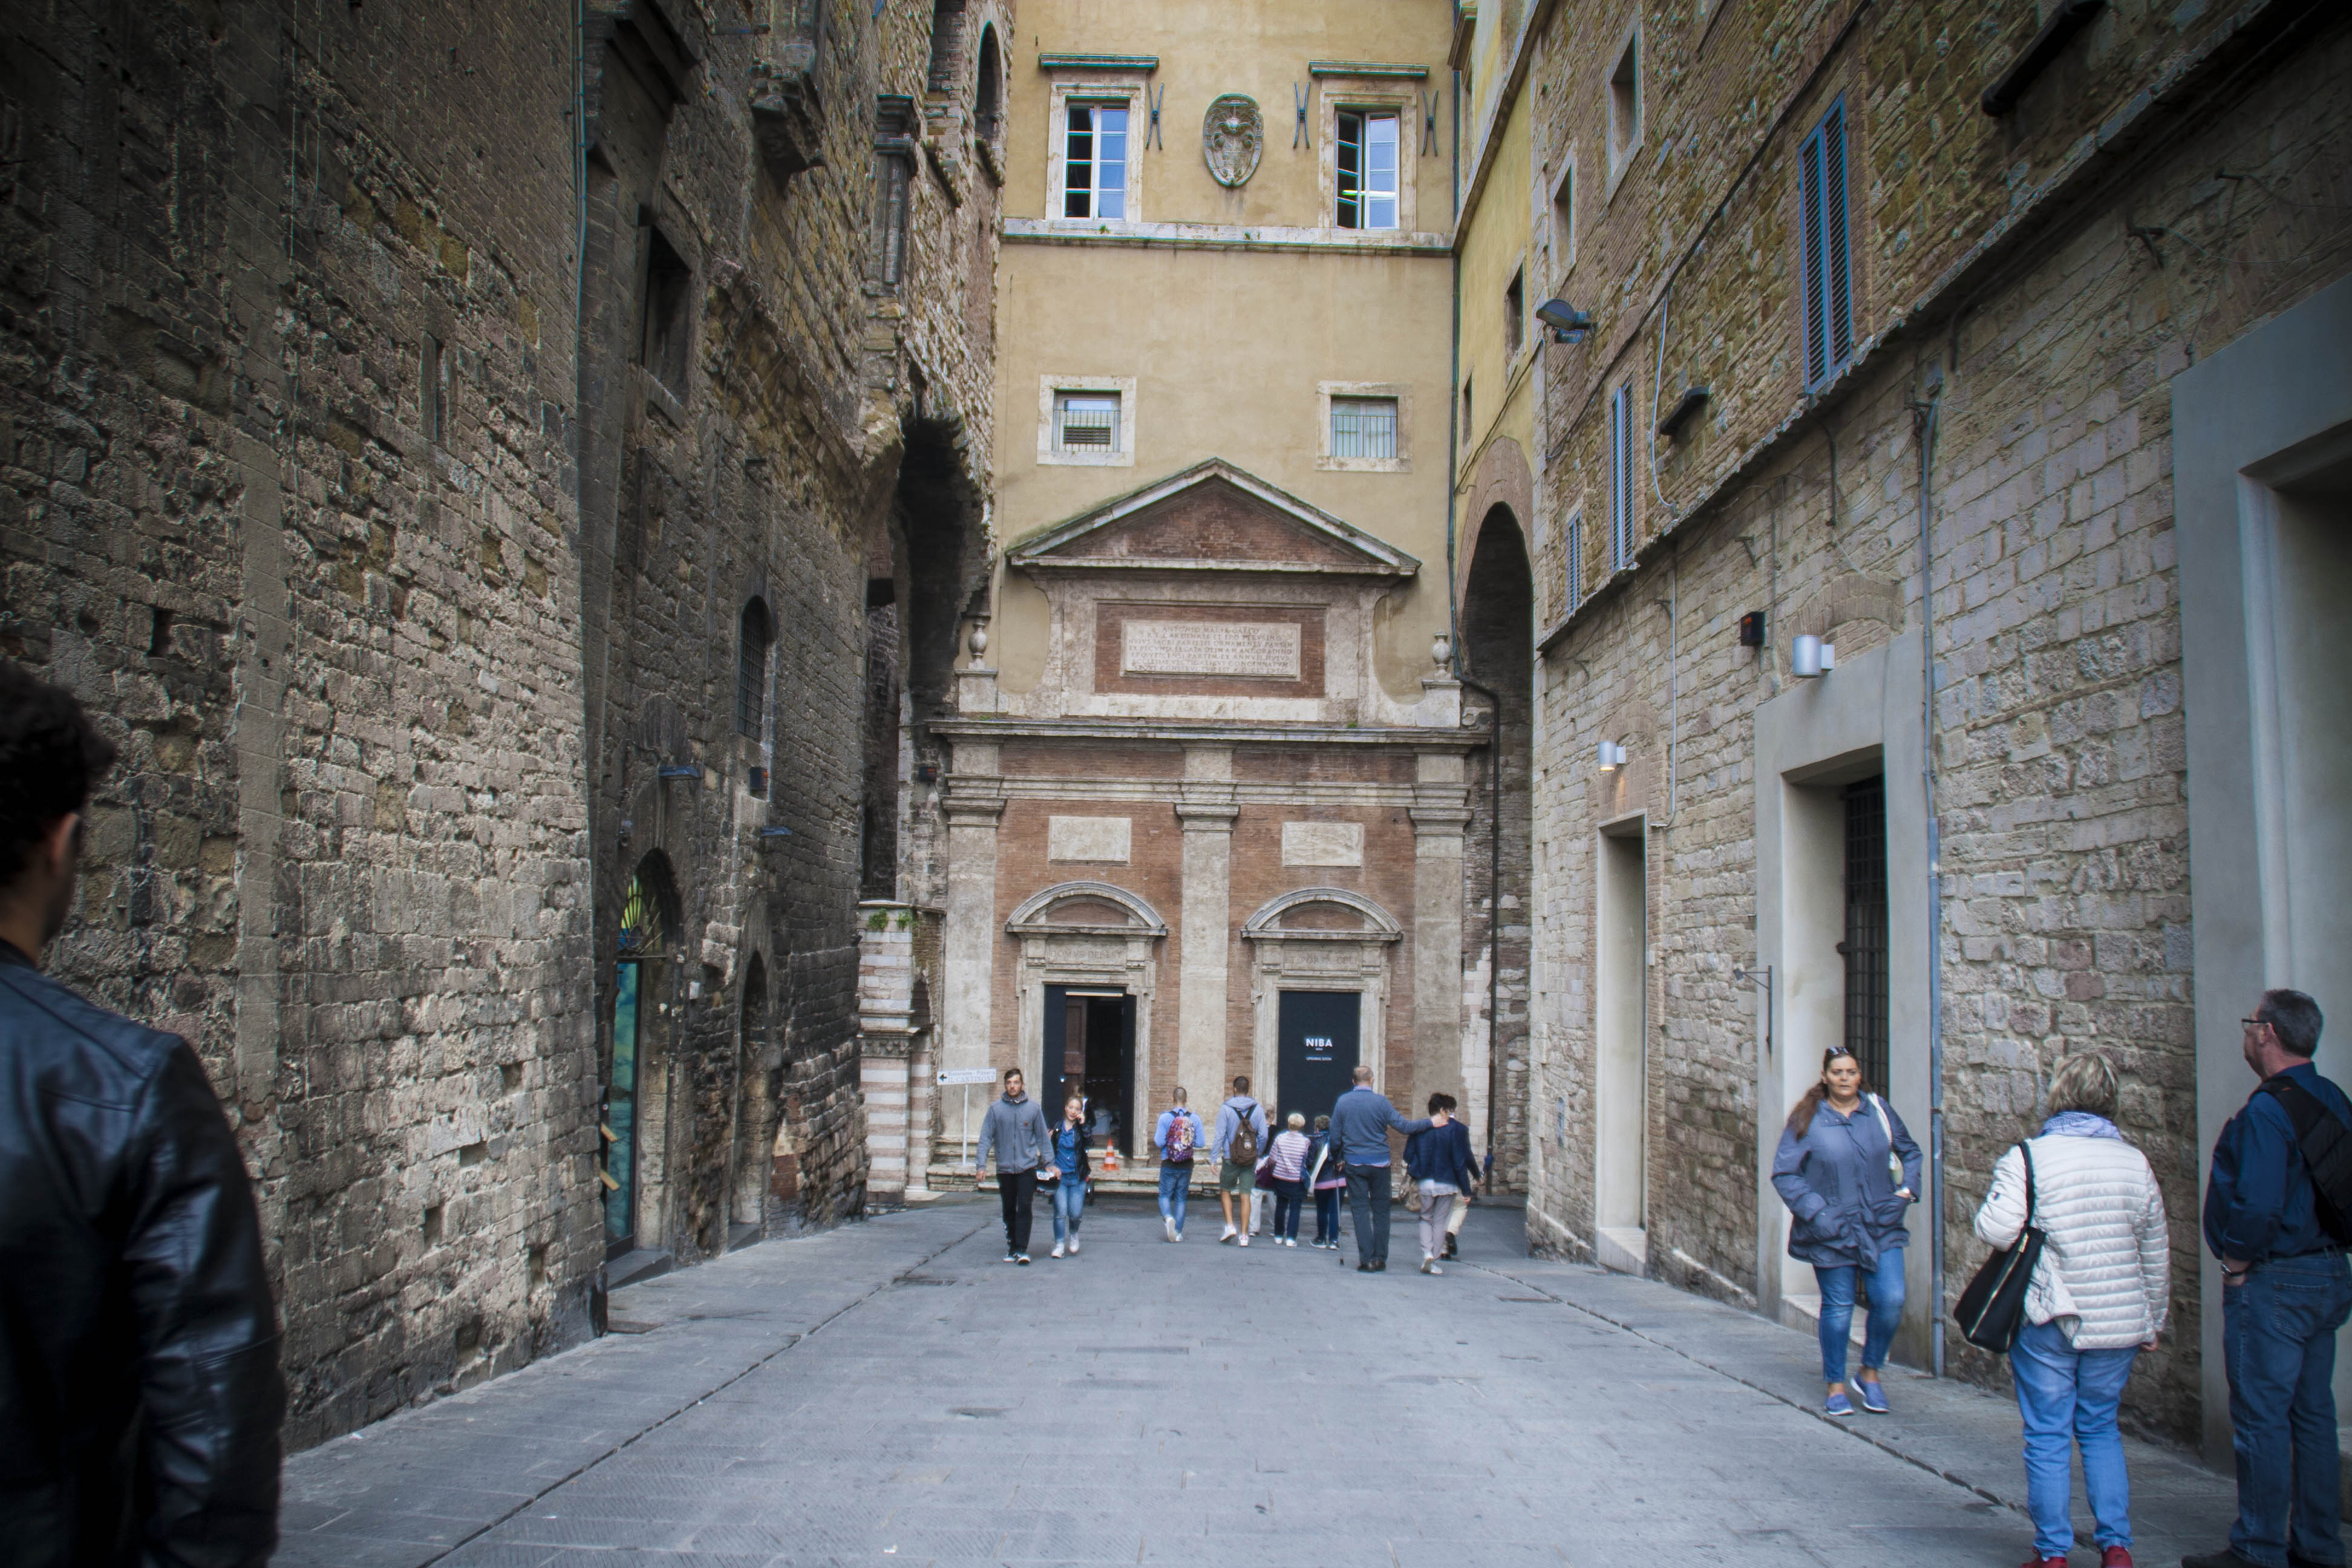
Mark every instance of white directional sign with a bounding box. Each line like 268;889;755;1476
938;1068;998;1085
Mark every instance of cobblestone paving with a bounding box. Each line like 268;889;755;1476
278;1196;2233;1567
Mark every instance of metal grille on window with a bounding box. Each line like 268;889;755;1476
737;599;771;739
1842;774;1890;1093
1336;110;1399;230
1798;99;1853;390
1063;103;1128;220
1330;397;1397;460
1608;385;1633;568
1055;393;1119;452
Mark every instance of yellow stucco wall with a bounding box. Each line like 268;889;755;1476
991;0;1459;701
1452;36;1537;544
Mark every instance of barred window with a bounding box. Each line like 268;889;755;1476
736;598;773;739
1336;110;1399;230
1054;391;1120;452
1330;397;1397;460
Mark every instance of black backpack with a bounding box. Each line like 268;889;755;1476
2259;1074;2352;1245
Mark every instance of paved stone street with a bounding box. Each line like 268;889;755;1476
279;1198;2234;1567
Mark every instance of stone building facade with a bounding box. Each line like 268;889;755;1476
1512;0;2352;1449
0;0;999;1448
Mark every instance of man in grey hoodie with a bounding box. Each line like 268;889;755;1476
975;1068;1053;1263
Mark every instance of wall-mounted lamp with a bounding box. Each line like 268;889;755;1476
1534;298;1594;345
657;763;701;782
1790;635;1836;679
1596;739;1627;771
1738;610;1766;648
747;766;768;798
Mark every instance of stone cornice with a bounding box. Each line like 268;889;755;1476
936;717;1479;751
1002;217;1452;256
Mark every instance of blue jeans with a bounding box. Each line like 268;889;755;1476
1813;1249;1905;1385
1158;1163;1191;1235
2226;1250;2352;1567
1269;1179;1303;1240
1314;1187;1341;1243
1049;1173;1085;1243
2011;1318;2138;1557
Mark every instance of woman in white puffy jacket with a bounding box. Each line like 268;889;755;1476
1975;1052;2169;1568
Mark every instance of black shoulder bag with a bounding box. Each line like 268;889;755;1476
1953;1142;2045;1354
2259;1076;2352;1244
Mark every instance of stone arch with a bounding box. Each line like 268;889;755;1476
1007;880;1171;937
727;951;772;1235
1456;437;1535;610
925;0;968;94
1240;886;1405;940
973;24;1004;143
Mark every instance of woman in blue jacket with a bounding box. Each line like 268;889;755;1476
1404;1094;1480;1275
1771;1048;1922;1416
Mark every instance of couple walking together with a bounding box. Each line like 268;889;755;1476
970;1067;1094;1262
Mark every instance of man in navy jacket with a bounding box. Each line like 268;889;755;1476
1326;1065;1434;1272
2185;988;2352;1568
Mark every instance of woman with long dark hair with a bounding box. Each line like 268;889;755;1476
1771;1048;1922;1417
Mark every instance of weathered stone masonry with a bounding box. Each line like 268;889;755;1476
0;0;1000;1448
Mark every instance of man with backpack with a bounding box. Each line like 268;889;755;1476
1154;1086;1204;1242
2183;988;2352;1568
1213;1076;1269;1246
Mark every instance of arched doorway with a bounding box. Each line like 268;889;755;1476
1460;504;1535;1191
604;854;680;1257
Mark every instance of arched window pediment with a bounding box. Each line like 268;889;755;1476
1241;887;1403;942
1006;880;1169;938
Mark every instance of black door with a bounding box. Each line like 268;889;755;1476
1278;990;1361;1128
1042;988;1134;1157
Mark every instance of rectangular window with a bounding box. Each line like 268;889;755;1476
1054;390;1120;452
1336;109;1400;230
1505;267;1526;356
1330;396;1397;460
1798;98;1854;390
872;96;916;287
1608;384;1633;568
1842;774;1890;1091
1551;161;1576;278
641;230;693;395
1565;511;1584;609
1609;33;1641;172
420;334;446;445
1063;103;1128;220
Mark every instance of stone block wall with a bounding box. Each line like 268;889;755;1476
0;0;1002;1449
1523;0;2352;1439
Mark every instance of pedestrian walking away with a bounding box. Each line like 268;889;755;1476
1327;1064;1436;1270
0;662;286;1568
2182;988;2352;1568
1263;1112;1312;1245
1974;1052;2167;1568
1214;1077;1270;1246
1771;1047;1922;1416
1154;1086;1204;1242
974;1067;1053;1263
1046;1094;1091;1258
1308;1114;1346;1248
1405;1093;1478;1274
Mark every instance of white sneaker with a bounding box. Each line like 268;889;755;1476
1069;1237;1080;1254
1051;1241;1065;1258
1420;1256;1442;1275
1238;1233;1249;1247
1164;1216;1176;1242
1173;1230;1183;1243
1221;1226;1238;1243
1285;1238;1297;1247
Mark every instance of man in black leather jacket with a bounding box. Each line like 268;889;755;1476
0;663;283;1567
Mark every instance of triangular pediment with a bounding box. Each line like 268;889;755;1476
1007;459;1419;577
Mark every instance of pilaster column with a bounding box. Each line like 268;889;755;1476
1177;746;1237;1109
1410;750;1472;1111
940;757;1004;1160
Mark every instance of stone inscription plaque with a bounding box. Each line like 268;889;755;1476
1048;815;1132;863
1122;619;1302;680
1282;821;1364;867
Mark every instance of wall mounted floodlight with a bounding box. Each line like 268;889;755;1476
1534;298;1594;344
1596;739;1627;770
1790;635;1837;679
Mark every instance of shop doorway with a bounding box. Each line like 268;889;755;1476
1276;990;1360;1127
605;857;678;1259
1042;986;1134;1156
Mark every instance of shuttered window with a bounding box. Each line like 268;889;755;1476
1565;511;1584;610
1798;99;1854;391
1607;384;1633;569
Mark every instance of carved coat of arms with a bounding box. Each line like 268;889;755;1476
1201;94;1263;188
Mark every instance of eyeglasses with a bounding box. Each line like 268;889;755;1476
2243;1018;2272;1031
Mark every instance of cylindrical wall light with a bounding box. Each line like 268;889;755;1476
1596;739;1627;771
1790;635;1837;678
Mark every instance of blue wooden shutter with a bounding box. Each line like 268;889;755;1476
1799;99;1852;389
1609;385;1633;567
